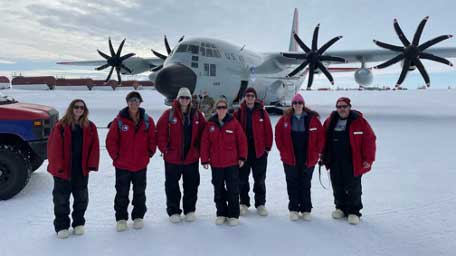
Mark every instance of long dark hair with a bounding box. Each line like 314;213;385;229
284;106;319;118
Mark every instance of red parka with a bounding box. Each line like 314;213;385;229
201;114;248;168
322;110;376;176
156;101;206;165
106;107;156;172
233;100;273;158
275;111;325;167
47;121;100;180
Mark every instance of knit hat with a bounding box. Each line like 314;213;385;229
336;97;351;106
215;97;228;107
126;91;143;102
292;93;305;104
244;87;257;98
177;87;192;99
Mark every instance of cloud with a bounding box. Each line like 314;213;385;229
1;0;455;80
0;59;16;64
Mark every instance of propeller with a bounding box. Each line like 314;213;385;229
96;38;135;84
150;35;185;72
373;17;453;87
282;24;346;89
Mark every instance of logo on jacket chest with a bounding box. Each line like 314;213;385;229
171;118;177;124
121;124;129;132
284;122;288;128
209;126;215;132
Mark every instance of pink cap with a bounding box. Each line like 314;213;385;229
292;93;305;104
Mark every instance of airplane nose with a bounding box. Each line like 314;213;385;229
155;64;197;99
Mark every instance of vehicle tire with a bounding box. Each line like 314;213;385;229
0;146;32;200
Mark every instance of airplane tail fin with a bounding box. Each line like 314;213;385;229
289;8;299;52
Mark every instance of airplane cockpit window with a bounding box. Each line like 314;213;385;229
188;45;199;54
176;44;199;55
200;42;221;58
176;44;188;53
206;48;214;57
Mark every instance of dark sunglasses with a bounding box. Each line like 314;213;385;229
245;94;256;98
73;105;85;110
292;101;304;105
179;96;191;100
128;97;141;103
216;105;227;110
336;105;349;109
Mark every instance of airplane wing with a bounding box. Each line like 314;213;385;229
57;57;163;75
273;47;456;66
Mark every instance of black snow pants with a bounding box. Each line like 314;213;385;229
52;174;89;233
114;168;147;221
283;163;315;213
211;165;240;218
164;161;200;216
239;153;267;208
330;130;363;217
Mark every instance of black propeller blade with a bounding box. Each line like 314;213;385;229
282;24;346;89
96;38;135;84
150;35;185;72
373;17;453;87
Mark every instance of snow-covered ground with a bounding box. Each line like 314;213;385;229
1;89;455;256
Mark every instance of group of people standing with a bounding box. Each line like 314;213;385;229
47;87;376;239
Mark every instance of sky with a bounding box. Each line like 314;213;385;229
0;0;456;87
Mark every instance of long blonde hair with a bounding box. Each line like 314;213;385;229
60;99;89;127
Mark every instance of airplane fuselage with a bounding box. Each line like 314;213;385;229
150;37;303;106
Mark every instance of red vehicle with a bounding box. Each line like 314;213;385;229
0;93;58;200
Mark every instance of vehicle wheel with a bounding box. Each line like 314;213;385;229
0;146;32;200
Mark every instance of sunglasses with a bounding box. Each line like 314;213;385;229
292;101;304;105
128;97;141;103
73;105;85;110
179;96;191;100
245;94;256;98
336;105;349;109
216;105;227;110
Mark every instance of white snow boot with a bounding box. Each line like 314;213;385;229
73;225;85;235
289;211;300;221
133;218;144;229
184;212;196;222
256;205;268;216
57;229;70;239
116;220;128;232
331;209;345;219
215;216;226;225
169;214;182;223
301;212;311;221
348;214;360;225
240;204;248;216
228;218;240;226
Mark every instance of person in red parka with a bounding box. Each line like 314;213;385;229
321;97;376;225
201;97;247;226
275;94;324;222
47;99;100;239
233;87;273;217
156;88;206;223
106;91;156;232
